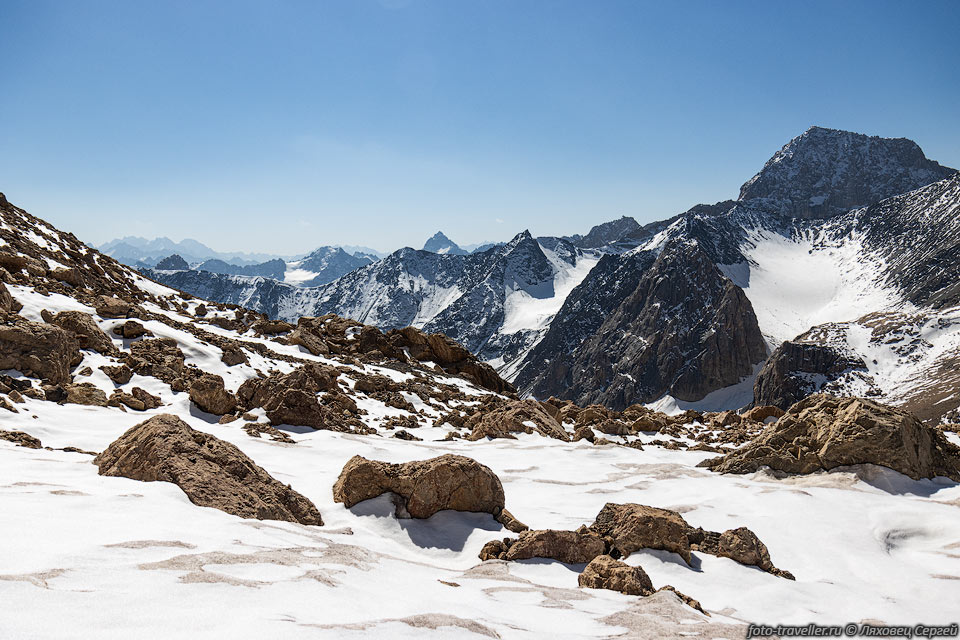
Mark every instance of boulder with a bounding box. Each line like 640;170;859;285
51;311;116;355
251;319;294;335
220;345;247;366
0;316;79;385
94;414;322;525
64;383;109;406
126;338;188;388
711;410;741;427
332;454;525;530
689;527;795;580
236;363;353;430
466;399;569;441
95;295;133;318
113;320;149;339
131;386;162;410
503;528;606;564
700;395;960;482
578;555;654;596
589;503;695;563
189;373;238;415
100;364;133;385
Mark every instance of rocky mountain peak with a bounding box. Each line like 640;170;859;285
575;216;640;248
738;126;956;219
155;254;189;270
422;231;467;255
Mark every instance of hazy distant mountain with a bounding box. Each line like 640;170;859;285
422;231;468;255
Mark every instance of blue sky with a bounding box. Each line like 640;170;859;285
1;0;958;254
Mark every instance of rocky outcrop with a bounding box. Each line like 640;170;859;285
236;363;363;431
332;454;526;531
95;414;323;525
0;316;79;385
701;395;960;481
113;320;149;339
64;383;109;406
742;405;785;423
189;374;238;415
95;295;134;319
100;364;133;385
465;399;568;441
125;338;193;391
753;340;866;409
50;311;117;355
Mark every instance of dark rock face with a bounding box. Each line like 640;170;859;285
738;126;956;220
570;216;640;249
155;254;189;270
422;231;468;255
522;240;767;409
701;395;960;482
0;316;80;385
332;454;525;530
753;340;867;409
95;414;323;525
196;257;287;281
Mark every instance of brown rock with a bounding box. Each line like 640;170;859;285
573;426;595;442
578;554;654;596
0;429;42;449
131;387;162;410
332;454;512;521
0;316;79;385
690;527;795;580
0;281;22;314
236;363;351;430
589;503;695;563
251;319;294;335
113;320;149;339
466;399;569;441
95;414;322;525
126;338;188;387
220;345;247;366
504;528;606;564
189;373;238;415
100;364;133;385
700;395;960;482
64;383;109;406
742;405;785;423
95;295;132;318
51;311;116;355
393;429;422;441
711;410;742;427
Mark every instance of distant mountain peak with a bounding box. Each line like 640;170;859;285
738;127;956;219
422;231;467;255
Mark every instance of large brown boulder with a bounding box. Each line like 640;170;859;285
64;383;109;406
50;311;117;355
332;454;525;530
689;527;794;580
578;554;654;596
94;414;323;525
95;295;133;318
189;373;238;415
589;503;695;563
502;528;606;564
466;399;569;441
0;316;79;385
700;395;960;482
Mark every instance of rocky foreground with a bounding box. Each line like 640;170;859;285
2;192;960;638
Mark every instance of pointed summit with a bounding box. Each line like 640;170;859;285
738;126;956;219
422;231;467;255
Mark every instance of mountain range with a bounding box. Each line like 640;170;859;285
142;126;960;421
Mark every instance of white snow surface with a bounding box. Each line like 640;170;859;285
501;249;599;335
721;228;905;347
2;285;960;639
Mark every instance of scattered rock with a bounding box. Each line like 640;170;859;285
690;527;795;580
95;295;133;318
589;503;695;563
502;528;606;564
0;281;23;313
131;387;162;410
700;394;960;482
94;414;323;525
64;383;109;406
393;429;422;441
742;405;785;423
220;345;247;366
